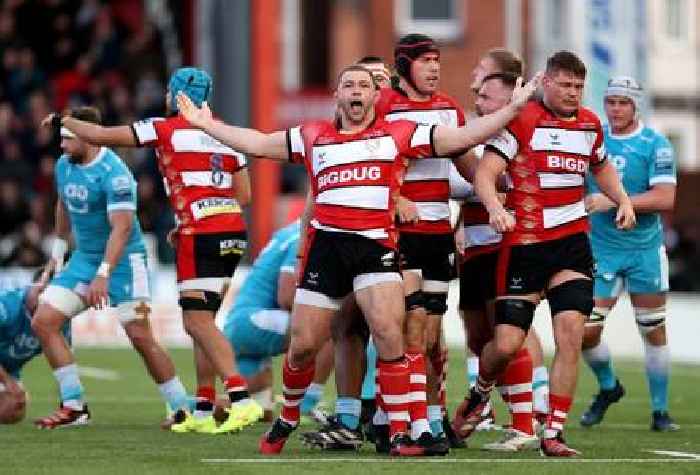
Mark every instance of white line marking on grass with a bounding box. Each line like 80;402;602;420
77;366;121;381
603;423;700;430
202;458;700;464
648;450;700;460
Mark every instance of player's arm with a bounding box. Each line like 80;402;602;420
43;114;137;147
232;168;252;208
432;74;541;157
626;138;677;212
474;151;514;233
47;199;72;275
176;94;289;160
627;184;676;212
590;160;636;229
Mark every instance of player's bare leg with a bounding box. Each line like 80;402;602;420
31;302;89;428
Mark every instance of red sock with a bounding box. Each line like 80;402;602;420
377;357;410;437
280;355;315;425
223;374;249;403
406;351;429;435
195;385;216;412
431;348;448;412
546;393;573;438
503;348;533;435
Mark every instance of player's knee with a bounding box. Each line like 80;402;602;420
423;292;447;316
287;344;317;368
179;291;222;314
546;279;594;317
495;298;536;332
30;312;60;337
582;324;603;349
634;306;666;336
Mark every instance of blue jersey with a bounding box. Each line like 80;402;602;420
0;288;68;379
55;147;146;256
587;123;676;249
231;222;300;312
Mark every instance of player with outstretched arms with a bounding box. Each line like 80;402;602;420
176;64;540;455
462;51;635;457
32;107;190;429
46;68;262;434
580;76;679;432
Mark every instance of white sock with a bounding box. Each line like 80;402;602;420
53;364;84;410
532;366;549;414
158;377;189;412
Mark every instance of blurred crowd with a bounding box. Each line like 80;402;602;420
0;0;175;269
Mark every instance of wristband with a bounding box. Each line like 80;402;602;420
97;262;111;278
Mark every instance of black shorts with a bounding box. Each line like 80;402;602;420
399;232;456;285
496;232;594;296
176;231;247;290
459;250;498;310
297;230;401;308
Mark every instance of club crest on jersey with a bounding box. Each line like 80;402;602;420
365;138;381;153
549;132;561;146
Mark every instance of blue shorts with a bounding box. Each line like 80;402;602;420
51;250;151;306
593;245;669;298
223;308;289;378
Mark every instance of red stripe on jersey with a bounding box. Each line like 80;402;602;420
400;180;450;202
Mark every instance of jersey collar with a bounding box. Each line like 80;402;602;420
78;146;108;169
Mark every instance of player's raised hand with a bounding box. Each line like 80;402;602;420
615;198;636;230
488;206;516;233
176;92;213;129
511;72;543;110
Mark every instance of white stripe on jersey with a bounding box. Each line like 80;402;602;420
649;176;677;186
405;158;450;182
414;201;450;221
312;136;397;175
181;171;233;188
538;172;584;189
486;128;518;160
384;109;459;127
316;186;389;210
310;220;388;239
542;200;586;229
289;126;305;158
171;129;244;158
129;253;150;299
464;224;502;247
132;119;163;144
107;202;137;212
530;128;597;156
410;124;433;149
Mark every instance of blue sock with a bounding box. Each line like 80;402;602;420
335;397;361;430
300;382;324;414
53;364;85;410
428;405;444;436
361;339;377;400
582;341;616;391
644;342;670;412
158;377;190;412
467;356;479;389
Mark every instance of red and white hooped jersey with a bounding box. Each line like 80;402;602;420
376;88;466;234
449;146;503;260
131;115;247;235
485;100;607;246
287;118;436;249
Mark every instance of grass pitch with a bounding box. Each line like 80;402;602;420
2;348;699;474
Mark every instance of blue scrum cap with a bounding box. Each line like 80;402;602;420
168;67;212;111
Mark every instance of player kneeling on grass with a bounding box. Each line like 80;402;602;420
215;220;333;423
0;270;64;424
32;107;190;429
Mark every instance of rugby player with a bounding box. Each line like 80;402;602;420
0;271;60;424
46;68;262;434
33;107;190;428
581;76;679;432
176;63;540;455
466;51;635;456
